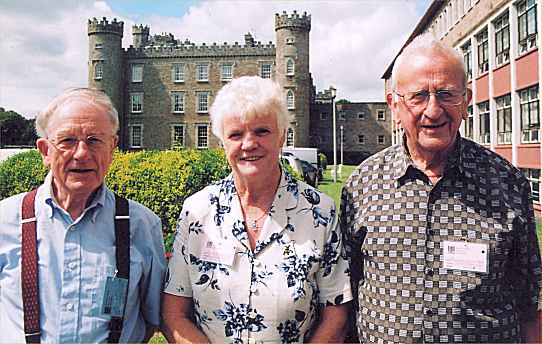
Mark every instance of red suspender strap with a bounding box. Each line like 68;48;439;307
21;189;40;344
107;195;130;344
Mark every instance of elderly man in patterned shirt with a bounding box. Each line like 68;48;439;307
342;33;541;343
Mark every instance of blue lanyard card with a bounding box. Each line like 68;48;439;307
101;276;128;317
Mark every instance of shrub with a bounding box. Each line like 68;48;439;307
0;149;47;199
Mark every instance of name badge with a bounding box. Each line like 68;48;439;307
442;241;488;273
101;276;128;317
200;238;236;266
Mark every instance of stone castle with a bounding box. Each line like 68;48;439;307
88;11;391;163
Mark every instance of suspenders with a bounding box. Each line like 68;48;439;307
20;190;130;343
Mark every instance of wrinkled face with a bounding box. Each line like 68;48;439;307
388;49;472;157
222;112;285;182
36;99;117;199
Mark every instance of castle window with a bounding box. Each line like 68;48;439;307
339;111;346;121
129;124;143;148
171;124;185;148
320;112;328;120
286;90;295;110
520;85;540;143
377;135;385;145
286;37;295;45
496;94;512;144
132;64;143;83
286;58;295;76
358;135;365;144
221;63;233;81
476;28;488;74
171;92;185;113
494;12;510;66
196;124;209;148
260;63;272;79
131;93;143;113
478;101;490;144
286;128;295;147
196;63;209;82
95;43;103;49
358;112;365;120
172;64;185;83
197;91;210;113
94;61;103;80
377;110;386;121
517;0;538;54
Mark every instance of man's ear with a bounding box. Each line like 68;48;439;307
36;138;51;167
386;92;401;126
462;88;473;120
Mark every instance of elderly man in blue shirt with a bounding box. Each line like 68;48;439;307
0;88;166;343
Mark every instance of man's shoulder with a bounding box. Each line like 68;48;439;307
345;145;401;184
460;138;524;180
0;192;27;225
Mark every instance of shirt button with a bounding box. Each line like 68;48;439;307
250;284;258;293
426;268;434;276
66;303;74;311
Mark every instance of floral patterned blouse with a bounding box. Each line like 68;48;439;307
164;170;352;343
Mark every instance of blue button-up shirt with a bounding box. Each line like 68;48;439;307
0;173;166;343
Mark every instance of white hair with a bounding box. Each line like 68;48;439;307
209;76;292;142
391;33;467;93
35;88;119;138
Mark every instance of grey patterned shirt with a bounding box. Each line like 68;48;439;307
341;137;541;343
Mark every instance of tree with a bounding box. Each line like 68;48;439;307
336;99;350;104
0;108;37;147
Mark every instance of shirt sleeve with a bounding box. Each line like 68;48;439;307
514;179;542;321
139;214;167;327
163;207;193;297
316;201;353;306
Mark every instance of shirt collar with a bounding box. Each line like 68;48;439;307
392;133;466;184
41;171;107;222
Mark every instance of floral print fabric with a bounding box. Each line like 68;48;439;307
164;170;352;343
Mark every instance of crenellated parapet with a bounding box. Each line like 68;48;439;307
126;40;275;58
88;17;124;37
132;24;149;36
274;10;311;31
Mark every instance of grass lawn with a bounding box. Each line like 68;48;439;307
317;164;358;206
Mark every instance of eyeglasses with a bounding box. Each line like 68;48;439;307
394;89;466;109
48;135;112;152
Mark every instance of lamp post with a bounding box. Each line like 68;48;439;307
330;86;337;183
340;125;344;171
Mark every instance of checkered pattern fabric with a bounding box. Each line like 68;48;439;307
341;137;542;343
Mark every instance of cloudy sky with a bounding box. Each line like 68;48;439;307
0;0;431;118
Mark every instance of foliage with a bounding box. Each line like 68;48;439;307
105;149;230;251
0;150;47;198
336;99;350;104
0;107;37;147
0;148;231;252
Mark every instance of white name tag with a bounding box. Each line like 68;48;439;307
200;238;236;267
442;241;488;273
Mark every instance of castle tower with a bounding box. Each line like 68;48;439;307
88;17;124;143
275;10;311;147
132;24;150;48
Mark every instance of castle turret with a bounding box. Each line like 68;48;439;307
132;24;150;48
244;33;255;47
88;17;124;143
275;10;311;147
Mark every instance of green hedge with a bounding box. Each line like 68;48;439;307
0;149;300;251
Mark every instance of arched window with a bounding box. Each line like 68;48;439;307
286;128;295;147
286;58;295;76
286;90;295;110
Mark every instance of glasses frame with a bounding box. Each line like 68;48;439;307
394;89;467;109
46;134;114;153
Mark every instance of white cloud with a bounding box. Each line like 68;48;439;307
0;0;419;117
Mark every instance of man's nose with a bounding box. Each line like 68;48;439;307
423;93;444;119
72;139;91;158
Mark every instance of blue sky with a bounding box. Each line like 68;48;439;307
1;0;431;117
